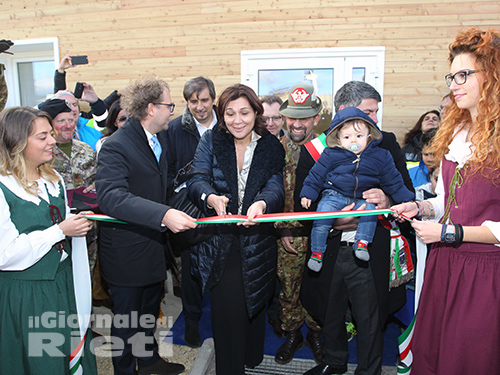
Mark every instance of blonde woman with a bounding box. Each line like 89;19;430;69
0;107;95;374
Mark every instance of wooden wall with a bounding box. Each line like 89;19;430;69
2;0;500;143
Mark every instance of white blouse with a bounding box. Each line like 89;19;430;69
427;127;500;244
237;131;261;215
0;173;69;271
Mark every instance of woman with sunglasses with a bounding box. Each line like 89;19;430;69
0;107;96;374
95;98;129;153
392;27;500;374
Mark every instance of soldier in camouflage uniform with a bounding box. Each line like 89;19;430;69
39;99;98;273
274;84;324;365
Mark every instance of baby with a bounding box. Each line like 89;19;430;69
300;107;414;271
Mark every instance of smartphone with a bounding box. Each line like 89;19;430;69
74;82;84;99
71;55;88;66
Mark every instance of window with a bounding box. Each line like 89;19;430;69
241;47;385;131
0;37;59;108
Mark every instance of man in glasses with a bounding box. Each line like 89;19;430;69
272;84;325;366
164;76;218;348
96;76;196;375
262;95;286;137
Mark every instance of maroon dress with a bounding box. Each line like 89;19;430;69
412;159;500;374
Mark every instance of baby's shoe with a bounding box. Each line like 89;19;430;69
308;252;323;272
354;240;370;261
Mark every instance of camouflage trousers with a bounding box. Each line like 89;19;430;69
277;234;320;332
86;223;97;275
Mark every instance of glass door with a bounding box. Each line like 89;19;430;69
241;47;385;131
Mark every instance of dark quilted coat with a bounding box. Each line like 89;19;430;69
187;126;285;318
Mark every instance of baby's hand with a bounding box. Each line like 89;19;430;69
301;197;312;209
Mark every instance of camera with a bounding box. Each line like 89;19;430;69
74;82;84;99
71;55;88;66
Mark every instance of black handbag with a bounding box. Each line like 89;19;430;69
166;161;215;250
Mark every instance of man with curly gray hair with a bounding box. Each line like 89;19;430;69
96;76;196;375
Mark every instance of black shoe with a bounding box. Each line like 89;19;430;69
305;329;324;364
304;362;348;375
184;323;202;348
275;329;304;364
138;358;185;375
268;318;287;338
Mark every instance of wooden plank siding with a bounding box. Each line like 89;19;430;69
2;0;499;143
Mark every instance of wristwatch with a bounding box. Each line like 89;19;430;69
441;224;456;243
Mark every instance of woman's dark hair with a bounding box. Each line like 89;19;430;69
403;110;440;146
105;99;123;135
216;84;267;136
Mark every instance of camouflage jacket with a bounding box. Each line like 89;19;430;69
275;132;315;231
52;139;97;190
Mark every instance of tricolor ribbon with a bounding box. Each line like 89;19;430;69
194;208;395;224
69;236;92;374
397;313;417;374
84;209;411;226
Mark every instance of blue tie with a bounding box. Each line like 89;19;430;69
151;135;162;163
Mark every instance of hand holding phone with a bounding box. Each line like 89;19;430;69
74;82;84;99
71;55;88;66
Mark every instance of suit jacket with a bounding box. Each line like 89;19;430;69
96;117;171;287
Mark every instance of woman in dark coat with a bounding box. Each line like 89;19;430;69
188;84;285;375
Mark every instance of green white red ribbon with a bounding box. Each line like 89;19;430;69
84;209;408;226
195;208;395;224
397;313;416;374
82;213;126;224
69;236;92;374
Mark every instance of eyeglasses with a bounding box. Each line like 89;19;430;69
444;70;482;87
153;102;175;113
262;115;283;124
117;116;128;122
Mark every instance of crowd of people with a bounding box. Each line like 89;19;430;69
1;26;499;375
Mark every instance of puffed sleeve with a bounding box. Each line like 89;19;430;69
0;187;66;271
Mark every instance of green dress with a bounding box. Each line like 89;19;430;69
0;180;96;375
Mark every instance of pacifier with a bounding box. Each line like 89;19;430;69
348;143;361;152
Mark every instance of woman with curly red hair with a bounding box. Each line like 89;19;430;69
392;27;500;374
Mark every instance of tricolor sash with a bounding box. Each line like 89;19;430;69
69;236;92;375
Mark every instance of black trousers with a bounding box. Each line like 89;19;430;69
210;245;266;375
180;249;203;325
322;245;383;375
108;282;163;375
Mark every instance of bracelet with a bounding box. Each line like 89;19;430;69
454;224;464;245
440;223;447;242
415;201;423;217
424;200;435;218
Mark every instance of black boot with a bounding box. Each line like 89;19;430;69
268;317;287;338
305;329;325;364
184;322;202;348
275;328;304;364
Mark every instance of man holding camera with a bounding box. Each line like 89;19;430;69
52;54;115;151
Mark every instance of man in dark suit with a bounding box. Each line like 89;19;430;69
96;76;197;375
164;76;217;348
295;81;414;375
